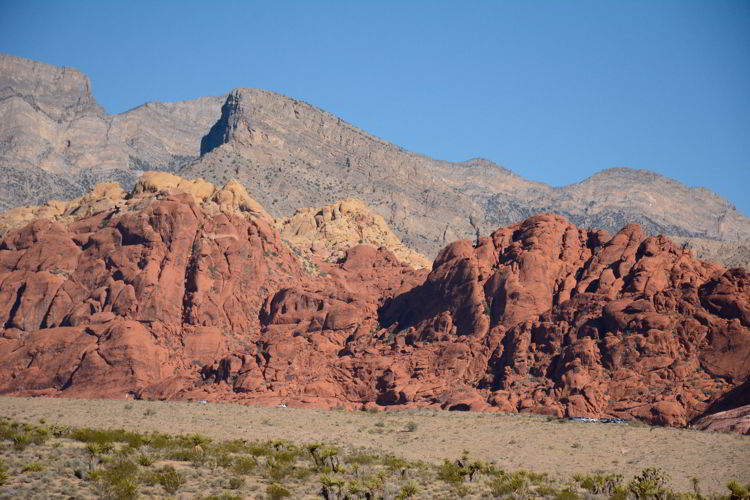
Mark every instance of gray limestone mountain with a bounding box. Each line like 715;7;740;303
180;88;750;261
0;54;223;211
2;54;749;267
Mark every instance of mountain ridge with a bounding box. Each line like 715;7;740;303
2;53;749;268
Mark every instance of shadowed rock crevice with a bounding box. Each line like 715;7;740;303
200;91;246;155
3;283;25;330
180;230;202;326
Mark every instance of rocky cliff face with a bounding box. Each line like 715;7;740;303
0;54;101;122
1;175;748;433
671;237;750;272
2;54;749;269
182;89;750;259
183;88;487;256
380;216;750;427
0;54;223;211
277;198;430;269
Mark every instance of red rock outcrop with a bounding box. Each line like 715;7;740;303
0;178;302;399
1;181;749;432
378;215;750;427
692;379;750;434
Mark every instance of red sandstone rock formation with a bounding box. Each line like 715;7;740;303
379;216;750;428
1;180;748;433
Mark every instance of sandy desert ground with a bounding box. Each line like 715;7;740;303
0;396;748;495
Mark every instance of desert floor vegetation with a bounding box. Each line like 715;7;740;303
0;397;748;498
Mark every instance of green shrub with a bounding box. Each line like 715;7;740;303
21;462;44;472
292;466;312;481
213;439;247;454
727;481;750;500
118;444;139;457
228;476;244;490
437;452;489;486
270;449;299;467
535;484;558;496
107;478;139;500
611;485;629;500
524;470;549;485
0;420;11;438
213;452;233;468
361;473;386;497
574;472;623;494
555;487;580;500
383;455;409;474
156;465;185;494
141;464;185;494
438;459;467;485
629;468;670;500
0;460;8;486
266;483;292;499
32;426;49;443
345;452;378;465
247;441;273;457
142;432;172;449
76;428;145;448
0;421;47;450
453;484;471;497
345;479;366;497
187;433;212;446
309;444;341;472
487;471;529;498
265;465;292;482
136;454;154;467
164;448;194;461
12;433;32;450
92;459;140;500
232;456;257;475
86;442;114;470
320;473;345;498
104;459;139;478
397;481;419;499
49;424;71;437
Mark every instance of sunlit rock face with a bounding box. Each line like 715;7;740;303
1;180;748;433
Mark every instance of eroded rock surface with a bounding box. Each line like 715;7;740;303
277;199;430;269
1;178;748;432
0;176;299;398
379;215;750;427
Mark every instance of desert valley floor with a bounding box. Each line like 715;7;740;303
1;397;748;495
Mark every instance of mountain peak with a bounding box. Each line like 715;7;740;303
0;53;100;120
200;89;251;155
585;167;668;182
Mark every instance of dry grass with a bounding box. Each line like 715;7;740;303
0;396;748;498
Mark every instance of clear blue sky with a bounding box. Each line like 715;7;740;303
2;0;749;214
